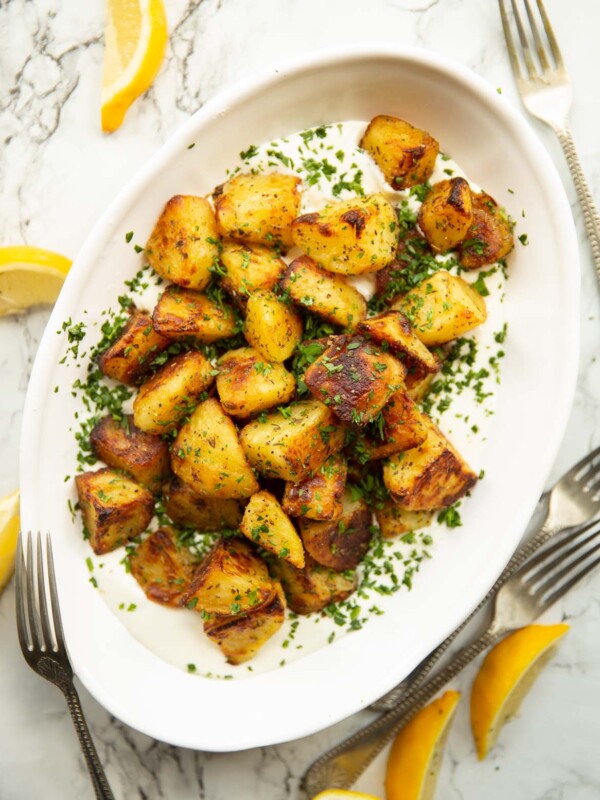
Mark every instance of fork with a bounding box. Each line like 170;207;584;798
370;444;600;711
499;0;600;280
16;532;115;800
304;448;600;795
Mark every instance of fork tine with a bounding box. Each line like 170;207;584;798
509;0;539;78
498;0;525;82
25;532;42;650
519;518;598;579
522;0;550;71
36;534;55;652
15;535;32;652
545;553;600;608
535;0;565;69
529;526;600;592
46;534;66;652
567;445;600;484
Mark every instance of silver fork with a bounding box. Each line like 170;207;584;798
16;532;115;800
304;517;600;795
499;0;600;280
371;444;600;711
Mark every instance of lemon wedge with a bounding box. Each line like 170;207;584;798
470;623;569;759
0;490;20;594
313;792;382;800
0;246;72;316
385;690;460;800
101;0;168;133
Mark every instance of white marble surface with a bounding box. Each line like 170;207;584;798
1;0;600;797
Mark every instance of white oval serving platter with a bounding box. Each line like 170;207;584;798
20;44;579;751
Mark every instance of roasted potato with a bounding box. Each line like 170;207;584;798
394;270;487;346
220;240;286;306
171;398;259;499
145;195;220;290
291;194;397;275
129;526;198;606
213;172;301;248
375;501;434;539
216;347;296;418
303;335;406;427
240;490;305;568
357;310;439;385
240;399;345;482
204;583;286;664
75;468;154;555
133;350;215;435
282;453;347;520
272;555;357;615
182;537;274;616
97;310;169;386
407;370;439;403
418;177;473;252
152;285;238;343
362;390;429;460
244;289;303;362
383;415;478;510
162;477;243;531
360;115;439;190
459;191;514;268
299;489;372;571
279;255;367;329
90;414;170;494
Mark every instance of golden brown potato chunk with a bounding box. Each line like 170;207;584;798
282;453;347;521
129;526;198;606
162;477;243;531
459;191;514;268
90;414;170;494
418;177;473;252
383;415;478;510
182;537;274;615
299;489;372;571
279;255;367;329
220;240;286;306
244;289;303;363
375;501;434;539
360;115;439;190
213;173;301;248
152;285;238;343
97;310;169;386
75;468;154;555
216;347;296;418
240;400;345;482
133;350;215;435
357;310;439;385
204;583;286;664
145;195;220;291
171;399;259;499
395;270;487;346
291;194;397;275
362;391;429;460
303;335;406;427
272;555;357;615
240;490;305;568
406;371;439;403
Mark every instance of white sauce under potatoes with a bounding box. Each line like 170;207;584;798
87;121;507;679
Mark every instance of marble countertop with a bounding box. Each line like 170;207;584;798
2;0;600;797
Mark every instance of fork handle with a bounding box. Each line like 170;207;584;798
554;124;600;283
63;683;116;800
303;627;501;795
